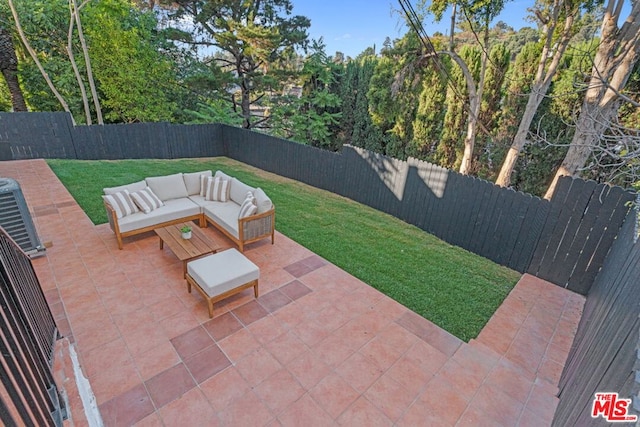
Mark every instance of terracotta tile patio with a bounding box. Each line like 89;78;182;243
0;159;585;426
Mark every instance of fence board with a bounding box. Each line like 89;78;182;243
538;178;594;284
567;187;634;294
527;176;573;276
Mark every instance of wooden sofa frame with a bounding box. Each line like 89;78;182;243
104;201;275;252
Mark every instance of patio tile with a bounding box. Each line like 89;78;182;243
309;373;359;419
233;300;269;326
462;381;524;426
254;369;305;415
396;311;462;357
264;331;308;365
335;351;384;393
98;383;154;427
122;323;168;357
415;375;470;426
145;363;196;409
279;280;312;301
248;314;289;345
216;390;274;426
217;327;261;362
203;311;243;341
385;354;434;398
290;319;331;347
90;359;141;405
183;344;231;384
200;367;250;412
336;396;393;427
277;394;335;427
132;342;180;381
258;289;293;313
235;347;283;386
365;374;417;422
170;326;215;360
286;350;333;390
158;310;201;339
158;387;219;426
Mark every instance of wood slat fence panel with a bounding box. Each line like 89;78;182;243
553;213;640;425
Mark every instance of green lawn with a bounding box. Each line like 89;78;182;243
47;157;520;341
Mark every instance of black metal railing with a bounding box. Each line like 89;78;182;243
0;227;64;426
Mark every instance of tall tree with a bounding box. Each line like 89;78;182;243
428;0;506;175
169;0;310;129
495;0;583;187
544;0;640;198
0;26;27;111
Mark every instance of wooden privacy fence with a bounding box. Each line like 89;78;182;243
552;210;640;426
0;113;635;295
223;125;635;295
0;112;225;160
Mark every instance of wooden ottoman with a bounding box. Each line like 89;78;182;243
186;248;260;318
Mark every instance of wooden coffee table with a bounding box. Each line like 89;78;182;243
155;221;221;278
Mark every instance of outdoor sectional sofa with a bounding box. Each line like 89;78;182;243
102;170;275;251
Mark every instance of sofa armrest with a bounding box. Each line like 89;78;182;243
104;200;124;249
238;208;275;242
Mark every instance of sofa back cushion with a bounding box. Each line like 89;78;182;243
183;170;212;196
104;180;147;196
253;187;273;214
146;173;189;201
214;170;234;182
230;178;256;205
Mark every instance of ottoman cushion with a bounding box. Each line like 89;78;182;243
187;249;259;297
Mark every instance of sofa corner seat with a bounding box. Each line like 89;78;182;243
103;171;275;252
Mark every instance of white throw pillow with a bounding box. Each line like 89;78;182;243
183;170;211;195
145;173;188;201
130;187;164;214
238;192;257;218
103;190;138;219
205;177;230;202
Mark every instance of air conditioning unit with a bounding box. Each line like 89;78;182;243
0;178;45;257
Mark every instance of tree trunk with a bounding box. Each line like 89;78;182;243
241;76;251;129
494;2;575;187
72;0;103;124
459;23;490;176
0;27;27;111
495;84;546;186
544;0;640;199
66;4;91;124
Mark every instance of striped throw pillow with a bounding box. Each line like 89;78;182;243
130;187;164;214
238;192;257;218
205;177;230;202
199;174;209;197
103;190;138;219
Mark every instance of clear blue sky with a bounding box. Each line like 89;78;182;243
291;0;535;58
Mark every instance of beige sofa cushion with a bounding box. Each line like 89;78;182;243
183;170;212;196
117;198;200;233
230;178;255;205
146;173;189;201
104;180;147;195
253;188;273;214
203;202;240;239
